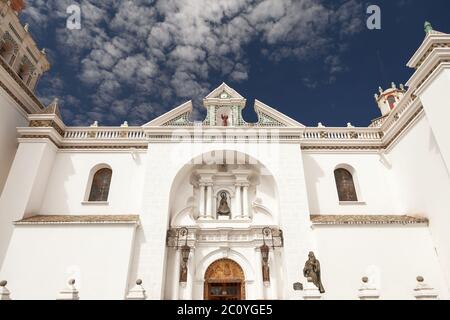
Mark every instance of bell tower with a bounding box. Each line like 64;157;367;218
374;82;406;116
0;0;50;91
203;83;247;127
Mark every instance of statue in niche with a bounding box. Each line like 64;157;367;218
303;251;325;293
217;192;231;216
221;114;229;127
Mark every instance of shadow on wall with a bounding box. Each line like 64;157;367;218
302;154;325;214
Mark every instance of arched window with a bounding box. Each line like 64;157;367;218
334;168;358;202
387;95;396;110
88;168;112;202
0;40;15;65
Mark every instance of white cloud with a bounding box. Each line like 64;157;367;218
23;0;365;125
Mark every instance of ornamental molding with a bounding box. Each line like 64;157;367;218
143;100;193;127
407;31;450;68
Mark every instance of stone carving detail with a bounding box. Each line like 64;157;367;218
204;259;245;281
303;251;325;293
256;111;286;127
163;112;193;126
29;120;65;136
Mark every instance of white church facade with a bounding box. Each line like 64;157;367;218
1;3;450;300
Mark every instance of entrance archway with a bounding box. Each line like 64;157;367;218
204;259;245;300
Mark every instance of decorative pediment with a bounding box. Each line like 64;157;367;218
254;100;305;128
142;101;193;127
203;83;246;108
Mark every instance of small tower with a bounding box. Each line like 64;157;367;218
0;0;50;91
374;82;406;116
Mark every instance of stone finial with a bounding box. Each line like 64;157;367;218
378;86;383;94
41;48;47;55
121;121;129;127
36;97;63;120
90;121;98;127
400;84;405;91
56;279;79;300
391;82;396;89
374;93;379;100
317;122;325;128
347;123;354;128
424;21;433;34
0;280;11;300
358;276;379;300
126;279;147;300
414;276;438;300
24;23;29;32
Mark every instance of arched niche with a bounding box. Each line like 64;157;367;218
167;150;280;226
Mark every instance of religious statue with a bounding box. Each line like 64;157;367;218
221;114;229;127
217;192;231;216
303;251;325;293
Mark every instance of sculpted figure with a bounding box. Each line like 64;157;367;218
221;114;229;126
303;251;325;293
217;192;231;216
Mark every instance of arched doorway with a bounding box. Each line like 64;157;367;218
204;259;245;300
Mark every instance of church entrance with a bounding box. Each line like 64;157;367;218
204;259;245;300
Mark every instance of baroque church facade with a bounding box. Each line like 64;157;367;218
1;2;450;300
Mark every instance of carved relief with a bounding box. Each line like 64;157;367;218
204;259;246;300
204;259;244;281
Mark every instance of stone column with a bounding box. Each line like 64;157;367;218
126;279;147;300
0;280;11;300
171;249;181;300
234;184;242;218
205;184;213;219
242;184;249;218
198;184;205;218
358;277;379;300
413;276;439;300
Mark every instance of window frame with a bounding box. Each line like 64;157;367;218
333;165;364;204
83;164;113;204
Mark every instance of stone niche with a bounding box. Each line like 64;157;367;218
191;164;259;222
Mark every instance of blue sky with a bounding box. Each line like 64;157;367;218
21;0;450;127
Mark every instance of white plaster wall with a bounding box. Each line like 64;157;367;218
130;142;314;300
386;114;450;292
0;87;27;195
314;225;448;300
0;224;136;300
39;151;147;215
302;152;400;215
0;140;57;267
418;68;450;175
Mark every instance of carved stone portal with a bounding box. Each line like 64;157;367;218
204;259;245;300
